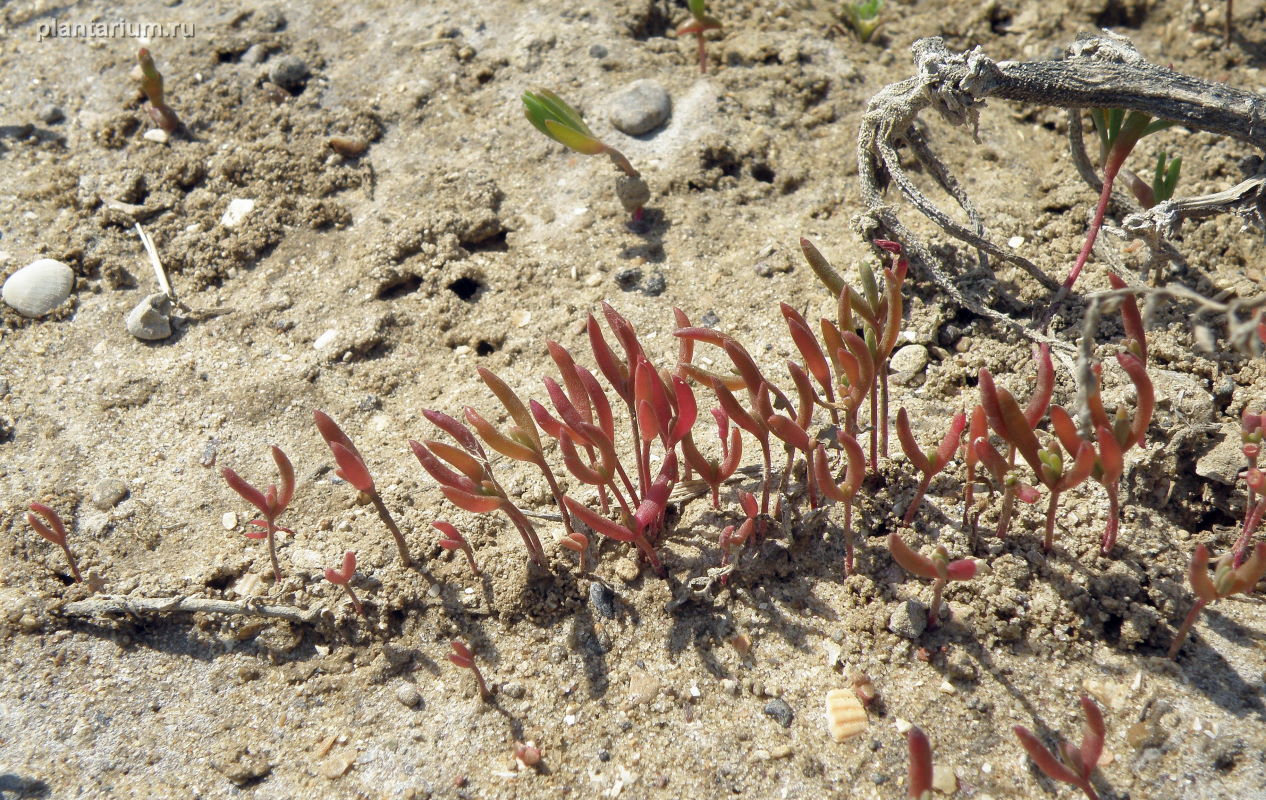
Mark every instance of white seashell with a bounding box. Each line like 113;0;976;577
825;689;867;742
3;258;74;317
143;128;169;144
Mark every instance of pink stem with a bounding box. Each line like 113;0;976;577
1167;598;1208;659
1100;482;1120;555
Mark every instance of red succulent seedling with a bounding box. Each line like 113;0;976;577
433;520;479;576
888;531;977;628
26;502;82;583
449;639;492;702
323;551;365;616
680;408;744;509
1231;413;1266;566
676;0;722;74
907;726;934;799
410;430;548;570
896;408;967;526
563;454;676;579
1014;696;1106;800
812;434;866;575
314;410;412;567
1168;542;1266;658
973;435;1041;539
222;445;295;581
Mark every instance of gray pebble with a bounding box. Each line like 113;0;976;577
614;175;650;214
888;599;928;639
501;681;526;699
589;44;608;59
241;44;269;66
639;270;666;297
92;478;128;510
608;79;671;136
889;344;929;385
126;293;172;340
589;581;617;619
268;55;309;93
699;310;720;328
3;258;74;318
614;267;642;291
38;105;64;125
763;698;794;728
395;683;422;708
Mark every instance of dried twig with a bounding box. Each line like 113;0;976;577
59;594;329;626
858;33;1266;344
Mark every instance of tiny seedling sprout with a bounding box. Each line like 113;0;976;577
448;639;492;702
314;410;413;567
839;0;883;43
676;0;723;74
1168;542;1266;658
1014;696;1106;800
136;48;183;135
433;520;479;576
222;445;296;581
888;531;977;628
323;551;365;616
26;503;82;583
521;89;649;222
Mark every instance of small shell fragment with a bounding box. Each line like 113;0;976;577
3;258;74;317
328;136;367;158
825;689;867;742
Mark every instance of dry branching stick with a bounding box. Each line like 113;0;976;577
858;33;1266;342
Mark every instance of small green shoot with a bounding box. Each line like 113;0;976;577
839;0;883;43
676;0;723;74
137;48;183;136
522;89;648;222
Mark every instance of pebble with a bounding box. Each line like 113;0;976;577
888;599;928;639
125;292;172;340
37;104;64;124
721;678;740;696
268;55;310;92
501;681;526;699
589;44;608;59
589;581;617;618
91;478;128;510
932;764;958;794
143;129;169;144
221;198;256;228
763;698;794;728
3;258;74;317
889;344;929;385
396;684;422;708
607;79;671;135
222;512;238;530
241;44;269;66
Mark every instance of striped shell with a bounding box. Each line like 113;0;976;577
825;689;868;742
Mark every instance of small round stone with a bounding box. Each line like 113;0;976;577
608;80;671;136
396;684;422;708
888;599;928;639
92;478;128;510
763;698;794;728
126;293;172;340
889;344;929;385
589;44;608;59
589;581;617;619
3;258;74;318
268;55;309;92
38;104;64;124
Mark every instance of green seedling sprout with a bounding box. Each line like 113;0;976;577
522;89;649;223
839;0;883;43
676;0;722;74
136;48;183;135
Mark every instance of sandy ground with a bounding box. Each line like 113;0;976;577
2;0;1266;797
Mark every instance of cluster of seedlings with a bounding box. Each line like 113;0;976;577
24;230;1266;795
13;24;1266;799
